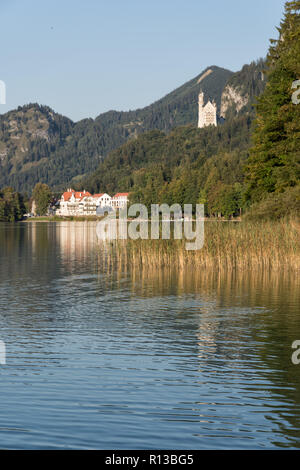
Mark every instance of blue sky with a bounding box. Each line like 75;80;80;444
0;0;286;121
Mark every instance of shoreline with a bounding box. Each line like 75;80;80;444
22;215;242;223
22;215;103;222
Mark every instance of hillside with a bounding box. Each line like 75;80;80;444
94;65;233;134
82;115;253;217
0;66;232;193
0;104;73;192
0;62;267;194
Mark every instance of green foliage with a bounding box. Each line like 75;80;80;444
0;187;26;222
82;115;252;216
246;1;300;203
206;183;243;218
244;185;300;221
32;183;52;216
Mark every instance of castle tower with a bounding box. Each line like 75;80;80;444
198;91;217;128
198;92;205;128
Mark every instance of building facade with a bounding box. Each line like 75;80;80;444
111;193;129;209
56;190;129;216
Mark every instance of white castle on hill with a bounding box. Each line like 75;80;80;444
198;92;217;128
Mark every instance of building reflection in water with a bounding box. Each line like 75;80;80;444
56;222;98;266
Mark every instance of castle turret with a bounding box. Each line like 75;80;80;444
198;92;205;128
198;92;204;106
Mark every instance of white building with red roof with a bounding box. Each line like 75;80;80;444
58;189;92;216
112;193;129;209
92;193;112;207
56;189;116;216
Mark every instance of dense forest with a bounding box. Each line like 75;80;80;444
83;116;252;217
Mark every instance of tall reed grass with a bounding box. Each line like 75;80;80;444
99;219;300;271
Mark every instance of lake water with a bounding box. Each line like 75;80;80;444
0;222;299;449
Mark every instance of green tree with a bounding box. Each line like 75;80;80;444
0;187;26;222
32;183;52;216
246;1;300;203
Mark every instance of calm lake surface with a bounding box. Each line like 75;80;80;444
0;222;299;449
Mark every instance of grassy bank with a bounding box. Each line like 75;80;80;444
102;218;300;271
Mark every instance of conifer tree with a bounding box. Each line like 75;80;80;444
246;1;300;202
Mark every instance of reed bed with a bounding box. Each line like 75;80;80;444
99;218;300;271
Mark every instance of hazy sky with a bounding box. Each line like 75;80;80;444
0;0;286;121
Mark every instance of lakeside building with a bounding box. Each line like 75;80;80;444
56;189;129;216
111;193;130;209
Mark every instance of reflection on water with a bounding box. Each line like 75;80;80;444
0;222;299;449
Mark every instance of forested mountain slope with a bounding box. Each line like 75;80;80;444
0;61;267;195
0;66;233;192
82;115;253;217
81;60;268;217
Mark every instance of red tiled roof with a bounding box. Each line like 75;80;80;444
75;191;91;199
92;193;104;198
113;193;129;198
62;191;73;202
62;190;91;201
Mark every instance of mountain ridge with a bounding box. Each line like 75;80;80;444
0;62;265;193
